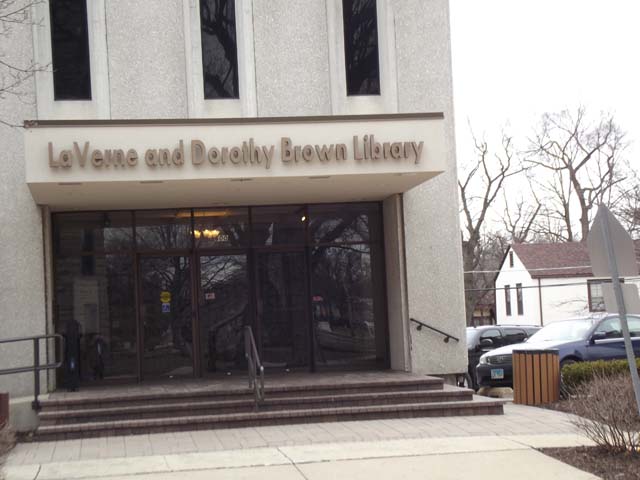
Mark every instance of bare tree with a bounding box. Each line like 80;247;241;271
615;179;640;239
500;178;542;244
459;132;525;325
526;107;628;242
0;0;45;127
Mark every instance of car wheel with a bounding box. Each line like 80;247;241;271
560;358;578;370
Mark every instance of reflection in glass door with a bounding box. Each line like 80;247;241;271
139;256;193;378
255;251;308;369
198;254;249;374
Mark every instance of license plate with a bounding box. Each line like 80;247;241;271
491;368;504;380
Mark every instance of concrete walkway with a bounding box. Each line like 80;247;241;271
2;404;599;480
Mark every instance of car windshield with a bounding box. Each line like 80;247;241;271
526;319;596;342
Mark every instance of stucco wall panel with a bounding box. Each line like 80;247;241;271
0;18;46;397
394;0;467;374
252;0;331;116
106;0;188;119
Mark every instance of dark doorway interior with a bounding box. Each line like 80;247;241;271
52;202;388;385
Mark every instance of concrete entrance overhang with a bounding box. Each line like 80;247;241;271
24;113;446;210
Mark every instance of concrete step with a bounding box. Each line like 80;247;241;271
33;397;504;441
39;387;472;426
39;376;444;411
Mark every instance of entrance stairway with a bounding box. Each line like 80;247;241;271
33;374;504;440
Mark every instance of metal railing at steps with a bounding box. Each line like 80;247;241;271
0;334;65;411
409;318;460;344
244;326;265;408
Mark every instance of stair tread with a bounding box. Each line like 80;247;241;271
37;398;504;434
40;377;443;408
40;389;472;419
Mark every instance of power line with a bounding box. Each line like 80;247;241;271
466;277;640;293
464;262;640;275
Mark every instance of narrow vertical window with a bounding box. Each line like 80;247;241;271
516;283;524;315
199;0;239;99
509;251;514;268
505;285;512;316
49;0;92;100
342;0;380;95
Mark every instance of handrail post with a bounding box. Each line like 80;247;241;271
32;337;40;411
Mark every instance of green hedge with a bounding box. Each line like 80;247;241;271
562;358;640;390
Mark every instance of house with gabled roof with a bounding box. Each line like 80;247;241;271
495;241;640;326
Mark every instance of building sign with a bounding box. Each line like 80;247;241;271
24;114;447;209
47;135;424;171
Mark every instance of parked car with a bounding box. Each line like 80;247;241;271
465;324;541;389
475;314;640;388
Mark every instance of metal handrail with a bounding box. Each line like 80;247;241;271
244;326;264;407
409;318;460;343
0;334;65;410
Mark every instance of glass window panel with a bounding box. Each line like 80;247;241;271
589;281;606;312
55;254;137;385
199;255;249;373
200;0;239;99
49;0;92;100
140;256;193;378
342;0;380;95
135;210;192;250
256;251;309;368
193;208;249;249
311;244;386;368
54;212;134;256
595;318;622;339
251;206;306;246
309;203;380;244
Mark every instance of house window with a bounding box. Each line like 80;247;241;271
516;283;524;315
588;280;605;312
342;0;380;95
509;251;514;268
49;0;92;100
505;285;512;316
588;279;625;312
199;0;239;99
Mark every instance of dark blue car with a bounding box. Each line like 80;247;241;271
475;314;640;388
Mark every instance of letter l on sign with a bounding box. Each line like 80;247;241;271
587;204;640;415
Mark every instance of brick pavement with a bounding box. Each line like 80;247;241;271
4;403;581;467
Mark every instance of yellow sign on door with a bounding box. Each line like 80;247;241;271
160;291;171;303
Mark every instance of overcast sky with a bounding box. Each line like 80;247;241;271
450;0;640;168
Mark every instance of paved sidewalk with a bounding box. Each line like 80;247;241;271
2;404;598;480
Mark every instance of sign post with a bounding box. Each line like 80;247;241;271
587;205;640;415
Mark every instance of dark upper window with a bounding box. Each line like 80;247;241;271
516;283;524;315
505;285;512;316
509;251;514;268
199;0;239;99
49;0;92;100
342;0;380;96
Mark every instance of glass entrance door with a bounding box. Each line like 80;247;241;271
255;251;309;370
198;254;249;375
139;256;194;378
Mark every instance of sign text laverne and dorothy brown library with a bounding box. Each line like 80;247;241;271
47;135;425;171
